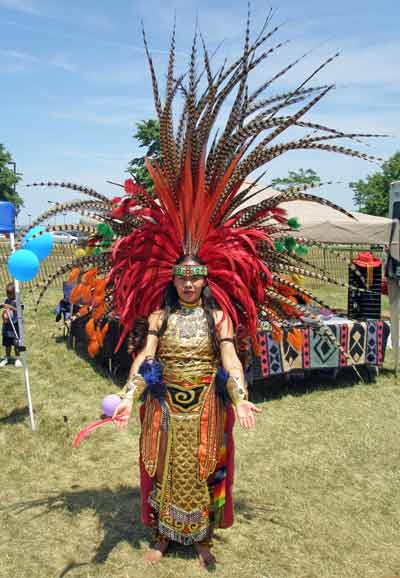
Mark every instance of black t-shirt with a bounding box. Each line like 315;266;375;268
3;298;18;327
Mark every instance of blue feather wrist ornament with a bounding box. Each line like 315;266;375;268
215;367;230;404
138;358;166;399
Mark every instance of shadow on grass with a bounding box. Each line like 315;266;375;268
56;331;128;388
5;485;148;575
233;497;276;522
377;366;396;377
250;364;386;403
0;405;30;425
4;487;258;574
54;334;69;344
235;498;301;537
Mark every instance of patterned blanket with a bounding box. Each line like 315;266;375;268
69;317;390;381
253;320;390;379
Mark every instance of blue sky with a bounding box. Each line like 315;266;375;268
1;0;399;225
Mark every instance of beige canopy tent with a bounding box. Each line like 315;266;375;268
238;181;400;257
284;203;396;246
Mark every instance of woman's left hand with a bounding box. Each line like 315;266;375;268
236;400;262;429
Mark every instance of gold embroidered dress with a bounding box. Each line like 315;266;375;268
140;304;228;544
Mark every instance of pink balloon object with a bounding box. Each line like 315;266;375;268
101;394;121;417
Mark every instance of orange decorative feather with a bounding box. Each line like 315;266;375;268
70;285;82;304
85;318;95;338
88;339;100;358
67;267;80;284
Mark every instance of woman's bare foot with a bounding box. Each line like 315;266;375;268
194;543;216;568
144;539;169;564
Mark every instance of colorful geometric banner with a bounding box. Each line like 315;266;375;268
255;320;390;379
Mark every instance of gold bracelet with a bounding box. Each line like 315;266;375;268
226;375;247;406
121;374;146;401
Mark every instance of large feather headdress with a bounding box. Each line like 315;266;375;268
26;12;382;353
107;15;380;346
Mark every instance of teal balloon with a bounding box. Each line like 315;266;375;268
7;249;40;282
23;225;45;243
25;231;53;261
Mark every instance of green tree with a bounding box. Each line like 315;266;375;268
271;168;321;187
0;144;23;212
350;152;400;216
127;119;160;193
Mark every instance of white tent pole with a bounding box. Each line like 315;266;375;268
388;279;399;372
388;181;400;374
9;232;36;430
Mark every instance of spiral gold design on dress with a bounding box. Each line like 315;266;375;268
175;389;196;405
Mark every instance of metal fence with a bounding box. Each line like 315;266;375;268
303;244;384;288
0;241;75;289
0;241;384;290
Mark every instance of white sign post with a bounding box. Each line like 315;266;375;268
9;231;36;430
388;181;400;373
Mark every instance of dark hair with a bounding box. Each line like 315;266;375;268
129;316;149;355
6;282;15;297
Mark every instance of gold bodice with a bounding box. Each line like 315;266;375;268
157;306;218;386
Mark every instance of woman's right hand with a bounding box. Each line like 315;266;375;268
112;398;133;429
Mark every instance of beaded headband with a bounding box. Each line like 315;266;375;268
173;264;208;278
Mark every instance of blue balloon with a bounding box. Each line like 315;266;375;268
23;225;45;243
25;231;53;261
7;249;40;282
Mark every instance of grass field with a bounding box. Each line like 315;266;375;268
1;287;400;578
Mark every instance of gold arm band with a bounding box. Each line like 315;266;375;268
121;374;146;401
226;374;247;406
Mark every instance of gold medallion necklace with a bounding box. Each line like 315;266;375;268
179;298;201;308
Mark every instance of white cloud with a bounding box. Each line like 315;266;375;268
48;108;152;128
0;48;38;72
265;36;400;91
0;48;38;62
17;170;123;225
76;11;116;33
60;149;130;163
47;54;76;72
49;110;131;127
0;47;77;73
312;42;400;89
310;110;399;141
0;0;39;14
82;95;137;108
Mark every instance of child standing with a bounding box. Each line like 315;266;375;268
1;282;22;367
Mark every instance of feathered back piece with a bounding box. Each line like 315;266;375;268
27;13;382;355
108;14;380;347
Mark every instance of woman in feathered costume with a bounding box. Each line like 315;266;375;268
26;9;382;567
113;253;260;565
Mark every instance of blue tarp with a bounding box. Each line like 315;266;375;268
0;202;15;233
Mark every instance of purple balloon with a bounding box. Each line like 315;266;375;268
101;394;121;417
